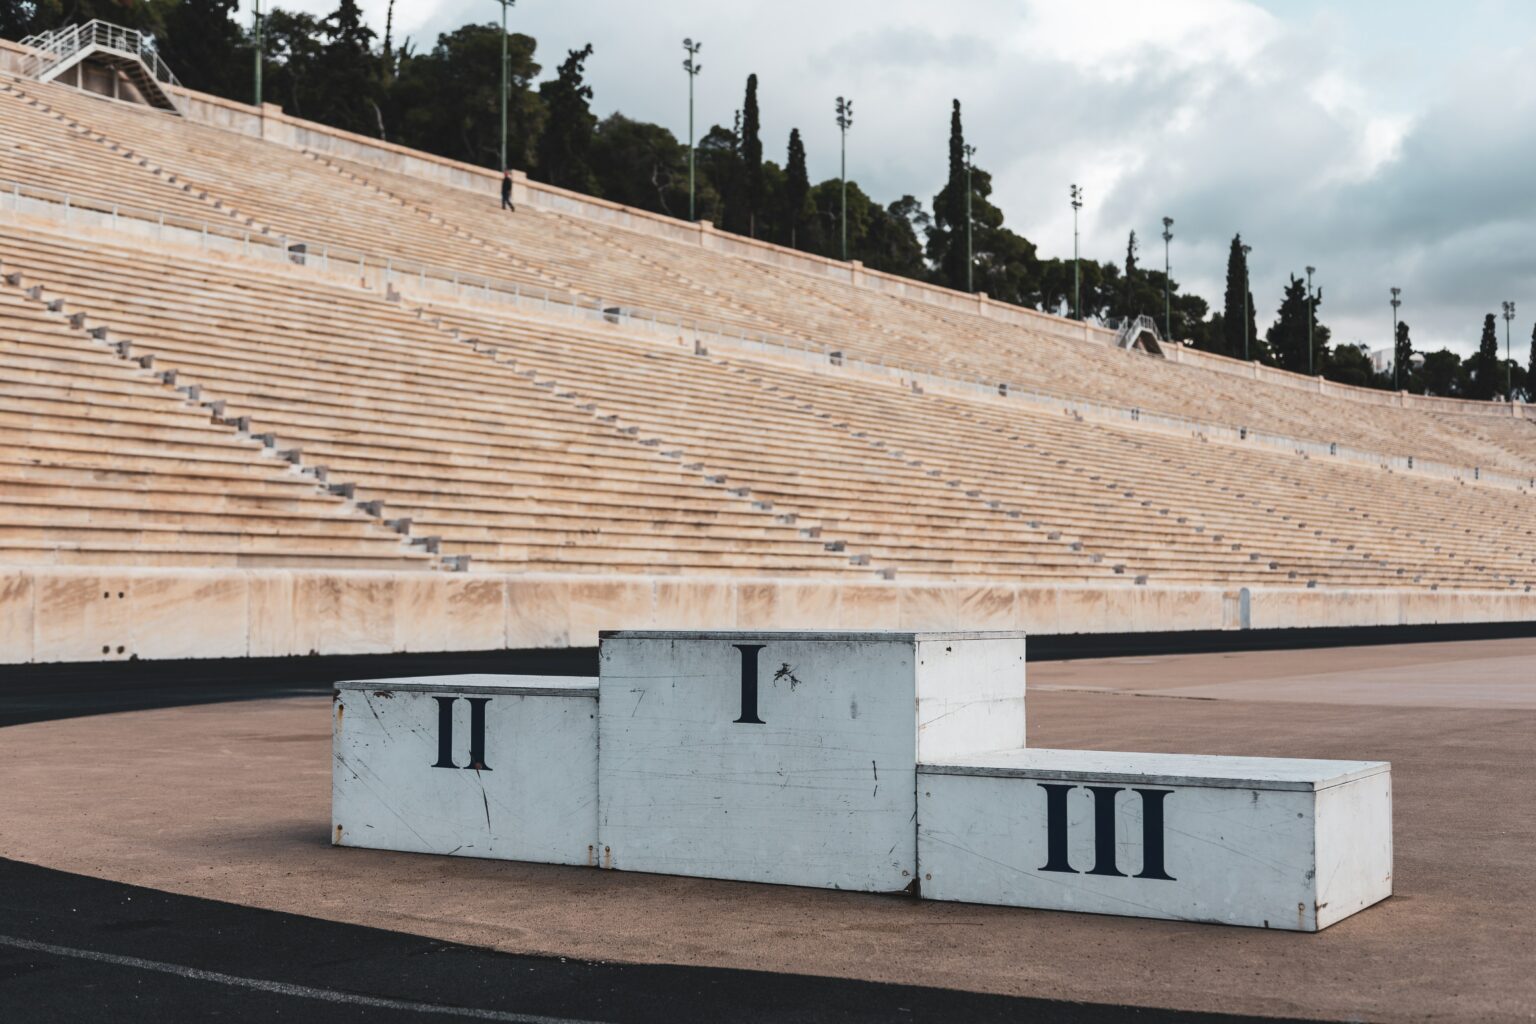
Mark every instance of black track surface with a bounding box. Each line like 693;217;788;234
0;857;1314;1024
4;618;1534;728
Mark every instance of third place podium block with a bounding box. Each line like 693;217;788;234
918;749;1392;930
596;630;1027;891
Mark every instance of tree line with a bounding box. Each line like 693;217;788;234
7;0;1533;401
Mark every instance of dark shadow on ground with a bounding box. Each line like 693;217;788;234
0;856;1317;1024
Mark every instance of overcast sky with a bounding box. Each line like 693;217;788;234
236;0;1536;358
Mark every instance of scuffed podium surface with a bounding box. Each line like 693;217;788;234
919;749;1392;930
332;675;598;865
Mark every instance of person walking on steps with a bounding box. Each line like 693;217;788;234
501;169;515;211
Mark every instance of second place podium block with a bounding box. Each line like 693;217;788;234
332;674;599;865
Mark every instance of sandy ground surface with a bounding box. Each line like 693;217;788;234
2;638;1533;1022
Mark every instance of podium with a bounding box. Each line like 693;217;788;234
329;632;1392;929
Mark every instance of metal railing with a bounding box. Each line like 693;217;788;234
2;175;1532;495
1106;314;1162;349
19;20;181;89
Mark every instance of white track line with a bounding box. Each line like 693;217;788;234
0;933;611;1023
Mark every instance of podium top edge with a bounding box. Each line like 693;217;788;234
335;674;598;696
919;748;1391;792
598;630;1028;642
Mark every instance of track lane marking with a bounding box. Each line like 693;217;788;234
0;932;610;1024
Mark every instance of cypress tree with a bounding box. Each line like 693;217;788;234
1527;323;1536;401
536;43;597;192
1266;275;1311;373
1220;234;1254;359
741;74;763;238
1470;313;1500;400
930;99;968;291
315;0;383;136
1394;321;1413;390
1122;230;1138;317
784;128;809;248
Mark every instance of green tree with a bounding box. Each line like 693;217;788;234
696;117;742;231
740;73;763;238
589;113;689;216
1325;343;1379;389
392;25;542;170
1420;349;1462;397
927;99;970;291
2;0;169;36
1394;320;1413;391
1266;274;1330;374
1220;234;1255;359
1527;323;1536;401
802;179;922;275
1467;313;1500;400
1119;230;1138;318
313;0;384;136
156;0;245;99
255;7;326;121
782;128;810;248
535;43;597;192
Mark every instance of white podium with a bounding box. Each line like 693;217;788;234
917;749;1392;930
595;630;1026;890
325;632;1394;930
332;674;598;865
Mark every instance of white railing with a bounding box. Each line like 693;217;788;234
19;20;181;89
1106;314;1162;350
2;175;1533;495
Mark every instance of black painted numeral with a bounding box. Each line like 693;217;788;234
732;644;767;724
431;696;492;770
1038;783;1174;881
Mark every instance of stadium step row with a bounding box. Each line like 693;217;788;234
425;296;1536;589
2;218;1531;587
0;223;857;577
9;75;1531;480
0;276;433;570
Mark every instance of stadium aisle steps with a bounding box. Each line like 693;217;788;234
0;223;853;578
0;274;431;570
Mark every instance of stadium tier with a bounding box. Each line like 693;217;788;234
2;64;1534;661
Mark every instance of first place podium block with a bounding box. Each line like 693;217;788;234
596;630;1026;891
918;749;1392;930
333;674;598;866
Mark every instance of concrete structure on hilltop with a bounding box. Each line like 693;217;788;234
0;26;1533;663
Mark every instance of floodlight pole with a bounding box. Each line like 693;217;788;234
1390;287;1402;389
683;39;701;221
1305;266;1317;376
1503;301;1516;401
1070;184;1083;319
1161;217;1174;340
1241;242;1253;361
964;144;976;292
836;96;853;262
253;0;263;107
492;0;514;174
